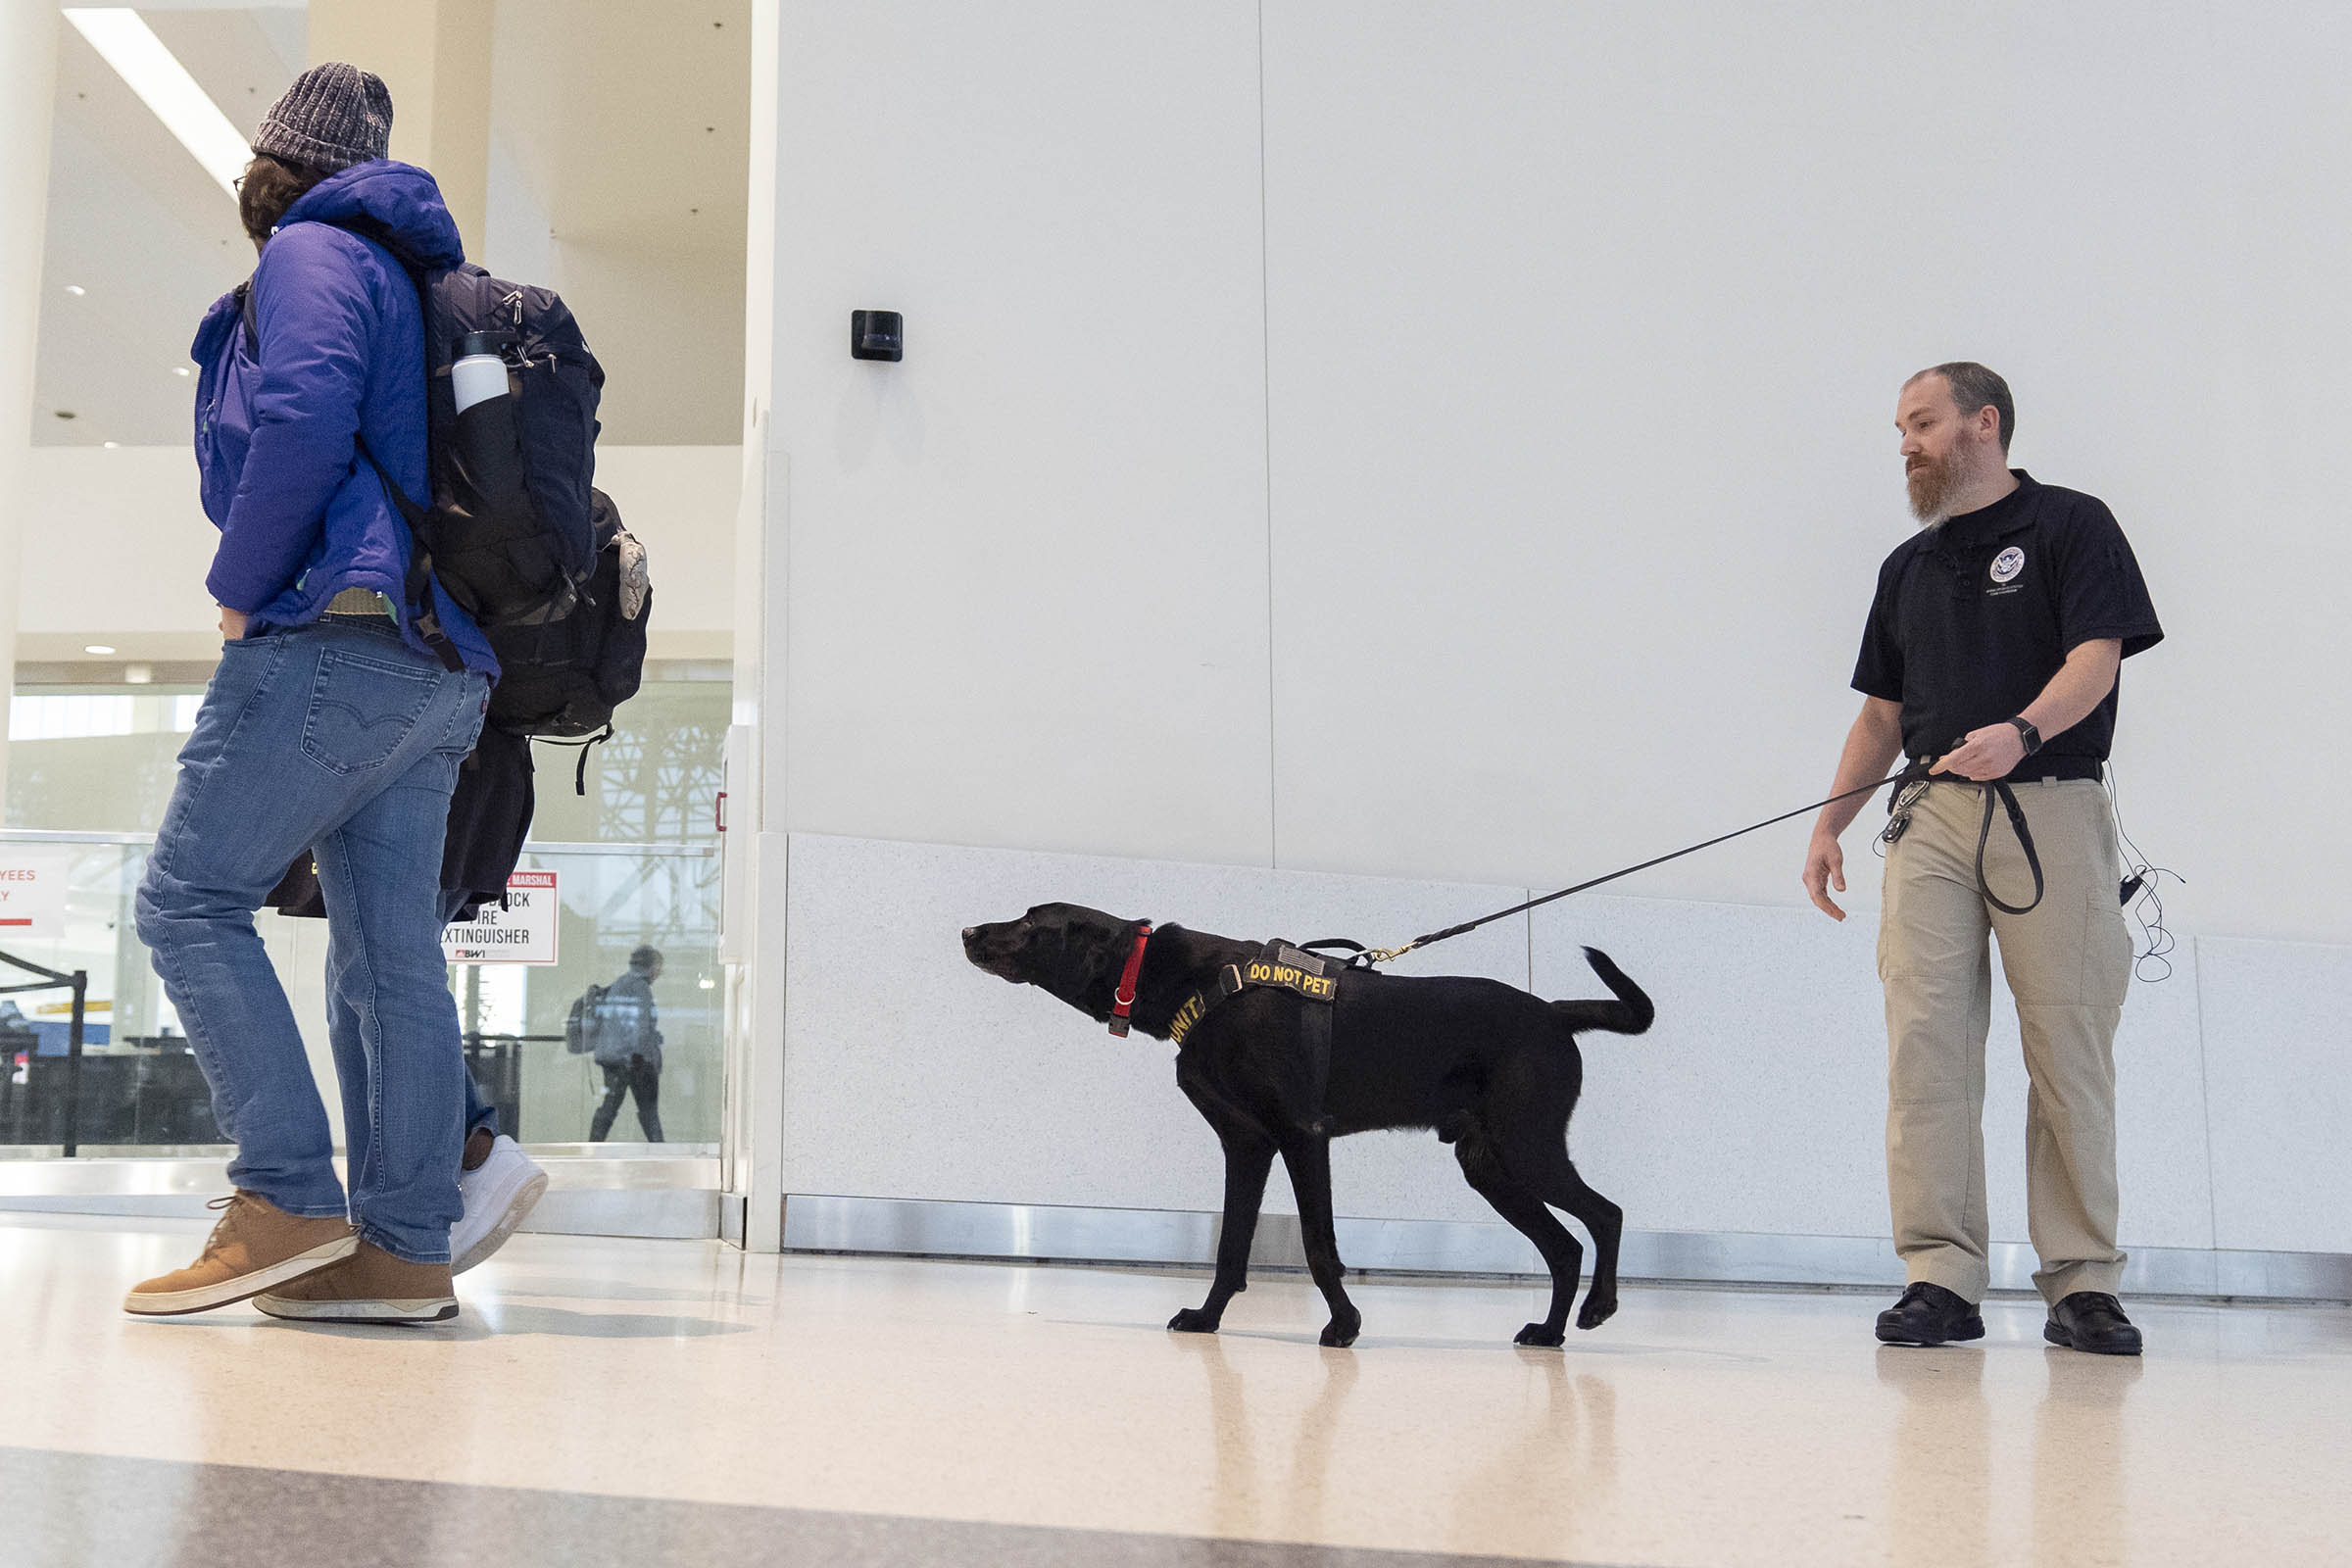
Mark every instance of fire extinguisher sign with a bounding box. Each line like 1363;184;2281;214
441;870;561;965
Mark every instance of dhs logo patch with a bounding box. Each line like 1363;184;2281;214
1989;546;2026;584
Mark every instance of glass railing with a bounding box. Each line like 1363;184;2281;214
0;831;718;1158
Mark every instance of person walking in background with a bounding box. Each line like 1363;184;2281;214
1801;363;2162;1356
124;64;499;1325
588;947;665;1143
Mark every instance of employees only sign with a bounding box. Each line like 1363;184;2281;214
442;869;560;965
0;848;72;942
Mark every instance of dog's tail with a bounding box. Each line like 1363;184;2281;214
1548;947;1653;1037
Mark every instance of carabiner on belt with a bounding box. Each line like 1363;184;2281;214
1882;778;1932;846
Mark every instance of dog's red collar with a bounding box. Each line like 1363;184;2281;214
1107;922;1152;1037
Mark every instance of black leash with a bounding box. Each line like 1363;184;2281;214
1306;757;2042;968
1882;774;2046;916
1974;781;2046;914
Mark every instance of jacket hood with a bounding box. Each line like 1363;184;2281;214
278;160;465;270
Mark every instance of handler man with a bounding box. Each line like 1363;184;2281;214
1802;363;2162;1355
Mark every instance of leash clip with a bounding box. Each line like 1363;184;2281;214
1882;778;1931;846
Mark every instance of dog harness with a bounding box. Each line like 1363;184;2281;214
1166;941;1343;1137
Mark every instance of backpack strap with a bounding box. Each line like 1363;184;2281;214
528;724;614;796
352;435;465;672
313;216;469;674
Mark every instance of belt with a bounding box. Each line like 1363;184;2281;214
1908;756;2102;785
320;588;396;622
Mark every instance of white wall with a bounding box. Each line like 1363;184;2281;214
783;832;2348;1263
768;0;1274;866
762;2;2351;948
14;444;740;663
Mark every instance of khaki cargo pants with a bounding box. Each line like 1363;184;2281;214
1877;776;2132;1305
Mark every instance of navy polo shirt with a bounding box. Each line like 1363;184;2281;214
1851;470;2162;778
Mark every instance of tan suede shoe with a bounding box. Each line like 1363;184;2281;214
123;1192;358;1317
254;1242;457;1325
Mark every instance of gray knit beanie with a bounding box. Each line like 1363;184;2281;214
252;63;392;172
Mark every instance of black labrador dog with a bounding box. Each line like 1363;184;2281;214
961;904;1652;1348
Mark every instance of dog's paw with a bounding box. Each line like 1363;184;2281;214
1576;1295;1618;1331
1514;1322;1567;1348
1167;1307;1221;1335
1319;1314;1361;1348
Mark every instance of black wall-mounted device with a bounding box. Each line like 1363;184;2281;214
851;310;904;362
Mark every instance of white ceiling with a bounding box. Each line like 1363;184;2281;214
489;0;751;444
30;2;751;449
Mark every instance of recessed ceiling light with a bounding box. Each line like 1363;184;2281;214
83;645;117;656
102;441;120;449
65;285;85;296
172;366;190;375
62;10;248;197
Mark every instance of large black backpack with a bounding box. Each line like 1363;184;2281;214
488;487;652;790
388;264;604;664
300;217;606;668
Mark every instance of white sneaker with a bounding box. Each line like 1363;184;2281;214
452;1135;548;1275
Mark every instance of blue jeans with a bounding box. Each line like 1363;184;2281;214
318;890;501;1198
136;621;490;1264
323;889;500;1147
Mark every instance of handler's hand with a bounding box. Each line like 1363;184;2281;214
1931;721;2026;782
218;606;248;642
1802;829;1848;921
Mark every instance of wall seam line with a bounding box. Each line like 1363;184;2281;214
2192;935;2222;1251
1255;0;1278;870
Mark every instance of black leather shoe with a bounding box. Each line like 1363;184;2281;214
2044;1292;2142;1355
1875;1282;1985;1346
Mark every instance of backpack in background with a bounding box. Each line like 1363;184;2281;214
487;488;653;793
564;983;610;1055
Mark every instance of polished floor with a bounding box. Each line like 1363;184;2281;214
2;1213;2346;1567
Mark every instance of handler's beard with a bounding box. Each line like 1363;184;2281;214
1906;449;1962;526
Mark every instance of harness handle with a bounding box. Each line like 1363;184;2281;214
1296;938;1378;970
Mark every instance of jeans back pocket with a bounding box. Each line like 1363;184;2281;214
301;646;441;776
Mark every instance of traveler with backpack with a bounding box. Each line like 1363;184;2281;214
583;948;665;1144
126;66;502;1324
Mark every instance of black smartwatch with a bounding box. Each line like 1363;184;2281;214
2007;716;2042;757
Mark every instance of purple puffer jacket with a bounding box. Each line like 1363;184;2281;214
191;160;496;675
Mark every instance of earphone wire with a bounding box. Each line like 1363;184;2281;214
2105;762;2180;983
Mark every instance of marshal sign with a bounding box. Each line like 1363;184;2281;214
441;869;560;965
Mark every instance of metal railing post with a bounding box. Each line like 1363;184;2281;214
62;970;85;1157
